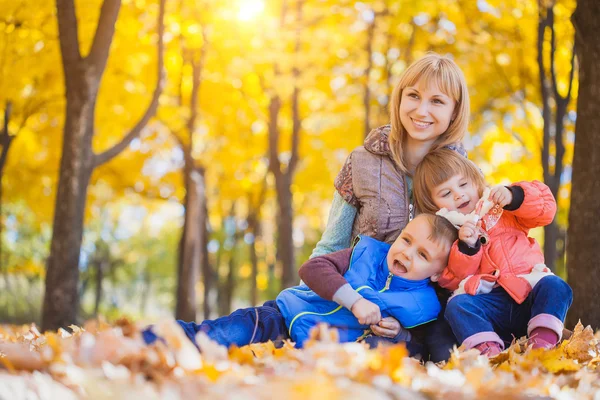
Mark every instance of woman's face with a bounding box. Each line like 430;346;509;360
399;79;457;145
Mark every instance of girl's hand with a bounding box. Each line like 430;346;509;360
459;220;478;247
490;185;513;208
370;317;402;338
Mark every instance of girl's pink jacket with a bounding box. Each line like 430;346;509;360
438;181;557;304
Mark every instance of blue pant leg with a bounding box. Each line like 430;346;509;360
529;275;573;321
143;301;288;348
445;289;511;348
193;301;288;347
509;275;573;338
420;301;458;363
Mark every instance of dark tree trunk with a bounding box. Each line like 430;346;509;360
247;211;260;306
0;102;14;271
200;198;212;318
537;3;575;271
93;258;106;317
140;266;151;315
566;0;600;329
174;32;211;320
221;247;236;315
275;174;295;288
217;204;238;316
267;1;304;291
43;88;96;330
42;0;164;331
363;17;375;138
175;161;203;321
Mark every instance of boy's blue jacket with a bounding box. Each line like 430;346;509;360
276;235;441;347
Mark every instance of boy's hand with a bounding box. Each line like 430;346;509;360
490;185;513;208
370;317;402;338
351;298;381;325
459;220;479;247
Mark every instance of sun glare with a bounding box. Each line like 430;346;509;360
237;0;265;21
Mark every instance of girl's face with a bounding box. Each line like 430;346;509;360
431;174;480;214
399;79;456;145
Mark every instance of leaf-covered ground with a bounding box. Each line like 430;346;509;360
0;319;599;399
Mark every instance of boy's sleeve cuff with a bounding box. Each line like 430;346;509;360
332;283;363;310
392;328;412;344
504;185;525;211
458;239;481;256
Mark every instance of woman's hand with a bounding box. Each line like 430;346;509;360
370;316;402;339
351;298;382;325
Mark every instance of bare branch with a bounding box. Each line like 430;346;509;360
363;16;376;138
537;2;552;182
566;41;577;103
267;94;282;180
288;0;303;175
87;0;121;77
94;0;166;167
56;0;83;76
547;7;560;102
0;102;14;176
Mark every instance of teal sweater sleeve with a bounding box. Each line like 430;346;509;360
310;191;357;259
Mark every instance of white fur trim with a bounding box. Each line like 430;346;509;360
517;264;554;289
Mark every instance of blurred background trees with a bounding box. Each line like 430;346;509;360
0;0;593;329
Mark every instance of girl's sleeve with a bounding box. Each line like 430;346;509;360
437;240;484;291
508;181;557;230
309;191;357;258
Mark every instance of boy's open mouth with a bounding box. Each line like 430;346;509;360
393;260;408;274
458;200;470;210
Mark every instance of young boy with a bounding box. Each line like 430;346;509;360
143;214;457;350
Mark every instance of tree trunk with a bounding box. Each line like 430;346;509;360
93;258;106;317
276;175;295;289
566;0;600;329
543;220;559;272
248;211;260;306
42;90;95;330
363;18;375;138
267;1;303;292
0;102;14;272
219;248;236;315
175;162;204;321
537;3;574;271
140;266;150;315
42;0;164;331
199;197;212;318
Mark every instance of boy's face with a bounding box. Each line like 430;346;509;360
387;216;451;281
431;174;479;214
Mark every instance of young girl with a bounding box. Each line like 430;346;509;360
311;52;471;362
413;148;573;357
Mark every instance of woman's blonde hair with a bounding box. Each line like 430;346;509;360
413;148;486;214
389;53;470;174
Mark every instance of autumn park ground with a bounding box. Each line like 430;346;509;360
1;317;600;399
3;0;600;397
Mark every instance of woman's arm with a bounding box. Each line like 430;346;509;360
310;191;357;259
299;248;364;310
